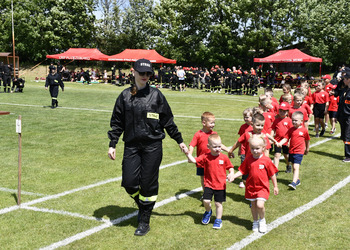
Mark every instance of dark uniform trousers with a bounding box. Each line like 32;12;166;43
122;140;163;203
338;116;350;158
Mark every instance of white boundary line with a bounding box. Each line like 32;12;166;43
228;174;350;250
39;187;202;250
0;187;45;196
0;102;241;121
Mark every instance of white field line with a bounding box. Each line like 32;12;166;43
39;134;343;249
0;187;45;196
21;206;110;223
0;160;186;215
39;187;202;250
228;174;350;250
0;102;241;121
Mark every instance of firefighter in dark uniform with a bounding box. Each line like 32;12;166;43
57;61;63;78
12;76;25;92
45;67;64;108
111;65;117;84
107;59;188;236
267;64;276;88
335;67;350;162
0;62;3;90
3;64;12;93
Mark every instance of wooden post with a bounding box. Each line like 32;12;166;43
16;115;22;205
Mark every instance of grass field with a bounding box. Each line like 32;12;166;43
0;79;349;249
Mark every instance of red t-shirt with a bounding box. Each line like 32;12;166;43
311;90;330;104
196;153;233;190
239;154;278;200
269;101;279;115
190;130;217;156
284;126;310;154
304;96;313;106
271;116;293;145
328;96;339;112
238;129;271;159
238;123;252;155
302;103;313;116
263;111;275;134
289;106;309;122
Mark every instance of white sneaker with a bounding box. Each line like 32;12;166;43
325;123;328;128
252;221;259;232
239;182;245;188
259;218;267;233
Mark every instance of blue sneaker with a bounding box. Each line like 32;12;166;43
296;179;301;186
202;210;212;225
288;182;297;190
213;219;222;229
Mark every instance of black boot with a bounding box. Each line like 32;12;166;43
51;99;56;109
55;100;58;107
134;202;154;236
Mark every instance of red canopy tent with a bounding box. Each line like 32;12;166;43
254;48;322;75
104;49;176;64
46;48;108;61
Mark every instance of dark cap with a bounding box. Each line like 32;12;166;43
134;59;153;73
342;67;350;78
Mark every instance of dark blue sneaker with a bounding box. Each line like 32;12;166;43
213;219;222;229
288;182;297;190
202;210;212;225
296;179;301;186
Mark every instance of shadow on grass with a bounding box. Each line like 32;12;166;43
11;193;18;204
153;210;251;230
93;205;137;227
309;149;343;160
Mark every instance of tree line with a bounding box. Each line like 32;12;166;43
0;0;349;70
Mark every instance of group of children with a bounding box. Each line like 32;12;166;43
185;78;339;233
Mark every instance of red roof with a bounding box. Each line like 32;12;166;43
46;48;108;61
105;49;176;64
254;48;322;63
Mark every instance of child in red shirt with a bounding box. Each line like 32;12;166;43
289;93;309;129
271;102;293;172
311;81;329;137
259;94;275;137
228;135;278;233
328;89;339;134
188;112;229;196
279;84;294;104
265;88;279;115
229;113;276;160
277;111;310;190
237;107;253;188
187;134;234;230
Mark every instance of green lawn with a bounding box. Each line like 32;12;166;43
0;81;349;249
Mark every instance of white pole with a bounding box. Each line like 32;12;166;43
16;115;22;205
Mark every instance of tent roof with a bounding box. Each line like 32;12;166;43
105;49;176;64
254;48;322;63
46;48;108;61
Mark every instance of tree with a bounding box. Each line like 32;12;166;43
0;0;96;62
293;0;350;67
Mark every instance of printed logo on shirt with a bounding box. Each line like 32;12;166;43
284;122;288;125
259;164;264;169
219;160;224;165
147;112;159;120
299;132;304;136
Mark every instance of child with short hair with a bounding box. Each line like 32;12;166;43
265;88;279;115
328;89;339;134
188;112;229;196
277;111;310;190
237;108;253;188
281;93;293;105
187;134;234;229
289;93;309;129
258;94;275;137
271;102;293;172
227;135;279;233
310;81;330;137
228;113;276;159
279;84;294;104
